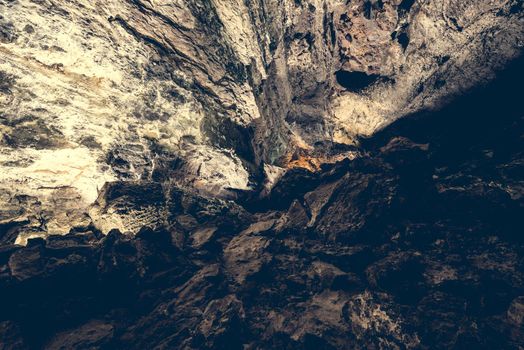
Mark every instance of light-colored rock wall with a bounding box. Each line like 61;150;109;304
0;0;522;241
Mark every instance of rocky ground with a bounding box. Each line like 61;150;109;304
0;51;523;349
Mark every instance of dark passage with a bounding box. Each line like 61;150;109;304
398;0;416;14
335;70;383;92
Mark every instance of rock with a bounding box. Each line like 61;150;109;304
120;264;224;349
365;251;425;303
507;296;524;327
306;261;346;289
342;291;420;349
8;239;45;281
303;180;341;227
306;244;375;273
190;226;218;249
240;219;276;235
44;320;114;350
167;187;252;234
267;291;350;348
313;172;398;241
90;181;166;235
195;295;246;349
0;321;27;350
379;137;430;168
223;230;272;285
274;199;310;233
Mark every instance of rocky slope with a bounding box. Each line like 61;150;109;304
0;49;523;349
1;0;523;241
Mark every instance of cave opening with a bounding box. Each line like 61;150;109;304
335;70;382;92
398;0;416;14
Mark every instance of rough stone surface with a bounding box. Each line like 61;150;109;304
0;1;523;348
0;54;523;348
0;0;523;239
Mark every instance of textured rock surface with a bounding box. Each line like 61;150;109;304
0;55;522;348
1;0;523;239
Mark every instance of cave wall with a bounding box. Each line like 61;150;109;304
0;0;522;241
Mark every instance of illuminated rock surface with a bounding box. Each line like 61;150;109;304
1;0;523;239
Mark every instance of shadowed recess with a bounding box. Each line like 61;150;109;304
335;70;388;92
